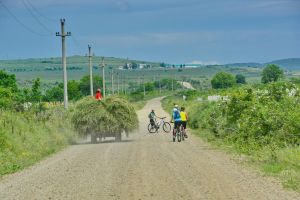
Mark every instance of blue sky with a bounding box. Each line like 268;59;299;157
0;0;299;64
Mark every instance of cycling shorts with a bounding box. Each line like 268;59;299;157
174;121;182;129
181;121;187;129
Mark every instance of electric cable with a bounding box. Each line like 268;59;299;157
0;1;50;36
21;0;54;34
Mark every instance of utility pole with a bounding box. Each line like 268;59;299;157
171;76;174;91
158;75;161;94
56;19;71;109
87;45;93;96
117;71;120;94
124;76;127;95
120;75;123;94
100;57;106;98
111;69;114;95
143;74;146;96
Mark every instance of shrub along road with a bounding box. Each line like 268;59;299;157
0;98;299;200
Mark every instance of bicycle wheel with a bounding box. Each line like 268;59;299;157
181;127;185;141
148;123;156;133
177;129;181;142
172;129;176;142
162;122;171;133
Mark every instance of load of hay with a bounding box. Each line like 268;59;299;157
71;96;138;143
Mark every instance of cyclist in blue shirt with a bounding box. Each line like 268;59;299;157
171;105;182;138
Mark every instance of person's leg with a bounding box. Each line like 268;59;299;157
183;121;187;137
150;119;155;126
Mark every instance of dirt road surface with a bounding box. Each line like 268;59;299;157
0;98;299;200
179;81;196;90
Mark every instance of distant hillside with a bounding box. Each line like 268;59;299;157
0;55;161;85
265;58;300;71
224;62;262;68
225;58;300;70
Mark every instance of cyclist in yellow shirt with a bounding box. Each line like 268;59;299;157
180;107;188;138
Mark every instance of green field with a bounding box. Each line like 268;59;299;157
0;56;265;90
2;56;300;95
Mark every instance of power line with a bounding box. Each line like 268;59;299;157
64;23;85;55
21;0;53;34
0;1;50;36
24;0;57;22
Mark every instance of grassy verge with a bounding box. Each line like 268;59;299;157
0;107;76;176
161;94;300;192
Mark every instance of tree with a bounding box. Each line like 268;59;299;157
211;72;236;89
79;75;103;96
0;87;13;109
160;62;166;68
68;80;81;100
0;70;17;91
235;74;246;84
31;78;42;102
144;82;155;91
261;64;283;84
131;62;138;69
43;86;63;102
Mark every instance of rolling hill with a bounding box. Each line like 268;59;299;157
225;58;300;70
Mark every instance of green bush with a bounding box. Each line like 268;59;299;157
205;82;300;151
211;71;236;89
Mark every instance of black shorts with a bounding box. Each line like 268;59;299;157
182;121;187;129
150;119;155;126
174;121;182;129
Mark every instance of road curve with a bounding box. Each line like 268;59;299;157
0;97;299;200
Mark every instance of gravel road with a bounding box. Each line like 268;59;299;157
0;97;299;200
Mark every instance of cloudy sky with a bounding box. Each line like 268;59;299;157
0;0;299;64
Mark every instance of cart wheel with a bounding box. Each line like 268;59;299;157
91;133;98;144
115;132;122;142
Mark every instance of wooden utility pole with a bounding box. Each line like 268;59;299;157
159;75;162;94
121;75;124;94
100;57;106;98
124;76;127;95
117;71;120;94
111;69;114;95
87;45;93;96
56;19;71;109
143;74;146;96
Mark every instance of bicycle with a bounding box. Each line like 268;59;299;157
171;121;184;142
148;117;171;133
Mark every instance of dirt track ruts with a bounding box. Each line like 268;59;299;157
0;97;299;200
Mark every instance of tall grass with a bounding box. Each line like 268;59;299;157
0;108;75;176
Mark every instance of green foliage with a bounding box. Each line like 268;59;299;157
0;70;17;91
0;108;75;176
261;64;284;84
144;82;155;91
43;86;63;102
235;74;246;84
131;62;138;69
79;75;102;96
31;78;42;102
0;87;14;109
163;83;300;191
67;80;81;101
211;71;236;89
71;96;138;136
